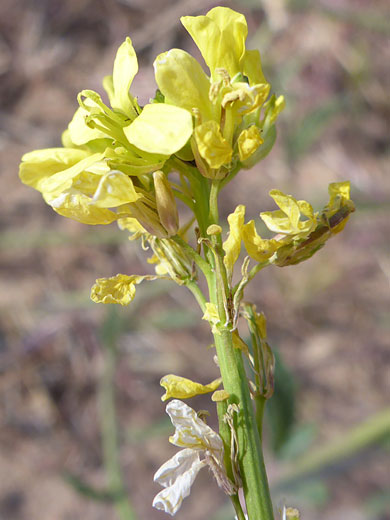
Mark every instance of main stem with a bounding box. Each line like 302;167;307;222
207;180;274;520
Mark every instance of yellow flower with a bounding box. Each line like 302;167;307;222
271;181;355;267
160;375;222;401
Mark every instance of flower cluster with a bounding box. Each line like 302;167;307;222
19;7;283;240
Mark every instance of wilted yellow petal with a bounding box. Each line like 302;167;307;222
154;49;215;120
47;190;118;225
160;374;222;401
90;274;146;305
237;125;264;161
93;171;142;208
241;220;280;262
223;205;245;276
195;120;232;169
124;103;193;156
181;7;247;79
202;302;221;335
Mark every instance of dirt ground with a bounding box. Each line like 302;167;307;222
0;1;389;519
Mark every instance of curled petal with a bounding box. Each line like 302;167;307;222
47;190;117;225
241;220;281;262
153;449;206;516
160;374;222;401
166;399;224;456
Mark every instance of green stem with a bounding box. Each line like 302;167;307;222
185;279;207;312
99;343;136;520
205;179;274;519
213;329;274;520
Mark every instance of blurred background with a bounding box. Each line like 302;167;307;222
0;0;389;519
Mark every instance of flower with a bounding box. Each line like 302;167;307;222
154;6;284;177
153;400;227;515
19;37;191;235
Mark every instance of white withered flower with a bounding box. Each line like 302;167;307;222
152;399;228;516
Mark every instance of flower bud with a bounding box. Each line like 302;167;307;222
153;170;179;236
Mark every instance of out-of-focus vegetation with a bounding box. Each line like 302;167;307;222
0;0;388;519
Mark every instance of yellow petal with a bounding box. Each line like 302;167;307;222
160;374;222;401
19;148;89;191
241;220;280;262
211;390;230;402
111;37;139;119
237;125;264;161
242;49;267;85
90;274;147;305
93;171;143;208
181;7;247;79
124;103;193;156
328;181;351;207
68;106;107;145
154;49;214;120
47;190;118;225
223;205;245;276
195;120;232;169
202;302;221;335
39;152;105;196
260;190;317;237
